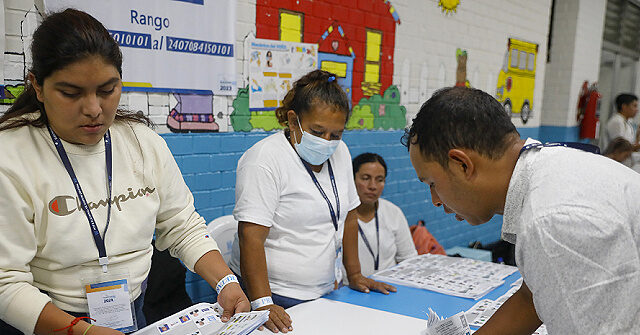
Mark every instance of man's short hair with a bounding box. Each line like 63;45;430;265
403;86;519;167
615;93;638;112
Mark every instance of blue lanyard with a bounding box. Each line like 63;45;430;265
47;125;113;273
519;142;600;156
300;159;340;231
357;210;379;270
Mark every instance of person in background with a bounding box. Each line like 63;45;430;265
0;9;248;335
406;86;640;334
604;137;634;164
606;93;640;166
229;69;395;334
350;153;417;278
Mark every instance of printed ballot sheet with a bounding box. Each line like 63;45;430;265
372;254;518;299
425;309;472;335
134;302;269;335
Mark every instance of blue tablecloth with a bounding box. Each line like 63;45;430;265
325;271;521;321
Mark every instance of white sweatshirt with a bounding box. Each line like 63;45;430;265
0;120;218;334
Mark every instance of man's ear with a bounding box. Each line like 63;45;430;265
28;72;44;103
447;149;474;180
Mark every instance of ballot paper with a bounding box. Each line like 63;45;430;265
425;308;472;335
134;302;269;335
464;284;547;335
372;254;518;299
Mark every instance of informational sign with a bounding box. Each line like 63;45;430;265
43;0;237;95
248;38;317;110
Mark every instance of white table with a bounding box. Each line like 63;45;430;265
252;298;427;335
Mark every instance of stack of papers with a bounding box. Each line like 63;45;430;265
134;302;269;335
464;281;547;334
372;254;518;299
425;308;472;335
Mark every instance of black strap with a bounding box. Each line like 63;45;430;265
519;142;600;156
357;210;380;270
47;125;113;270
300;159;340;231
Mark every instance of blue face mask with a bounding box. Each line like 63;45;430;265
293;118;341;165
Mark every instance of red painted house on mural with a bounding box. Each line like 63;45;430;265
255;0;401;106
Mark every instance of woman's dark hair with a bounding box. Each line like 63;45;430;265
402;86;519;167
353;152;387;177
604;137;634;156
275;69;350;126
0;8;150;131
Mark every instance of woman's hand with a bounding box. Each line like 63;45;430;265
347;273;396;294
217;282;251;321
257;304;292;333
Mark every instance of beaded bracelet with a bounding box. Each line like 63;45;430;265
215;274;239;295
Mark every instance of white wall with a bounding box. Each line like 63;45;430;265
392;0;552;128
3;0;566;131
541;0;606;128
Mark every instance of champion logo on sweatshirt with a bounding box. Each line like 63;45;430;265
48;187;156;216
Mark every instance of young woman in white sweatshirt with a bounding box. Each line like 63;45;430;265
0;9;248;335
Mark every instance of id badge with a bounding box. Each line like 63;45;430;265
83;272;137;333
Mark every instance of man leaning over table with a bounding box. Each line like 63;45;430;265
404;86;640;334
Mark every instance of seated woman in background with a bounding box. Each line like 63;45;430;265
351;153;417;278
604;137;634;163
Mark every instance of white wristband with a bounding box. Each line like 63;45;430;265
251;296;274;310
215;274;239;295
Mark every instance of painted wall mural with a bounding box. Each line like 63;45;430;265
455;48;469;87
230;0;407;131
438;0;461;15
167;93;219;132
4;1;408;133
495;38;539;124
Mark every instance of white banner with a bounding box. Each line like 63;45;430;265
248;38;318;109
43;0;237;95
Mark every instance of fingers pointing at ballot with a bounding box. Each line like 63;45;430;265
347;273;397;295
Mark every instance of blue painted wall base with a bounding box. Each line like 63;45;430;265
161;125;568;302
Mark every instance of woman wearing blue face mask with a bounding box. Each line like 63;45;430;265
228;70;395;333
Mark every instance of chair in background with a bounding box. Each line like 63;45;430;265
206;214;238;264
185;215;239;303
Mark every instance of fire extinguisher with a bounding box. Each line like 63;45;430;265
579;82;601;139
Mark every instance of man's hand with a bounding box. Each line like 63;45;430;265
217;282;251;322
347;273;396;294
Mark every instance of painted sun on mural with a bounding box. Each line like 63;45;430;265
438;0;460;14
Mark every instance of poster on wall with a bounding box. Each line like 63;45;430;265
248;38;317;110
43;0;237;95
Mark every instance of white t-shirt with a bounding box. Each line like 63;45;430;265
606;112;635;144
355;198;417;278
503;138;640;334
230;132;360;300
606;113;638;167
